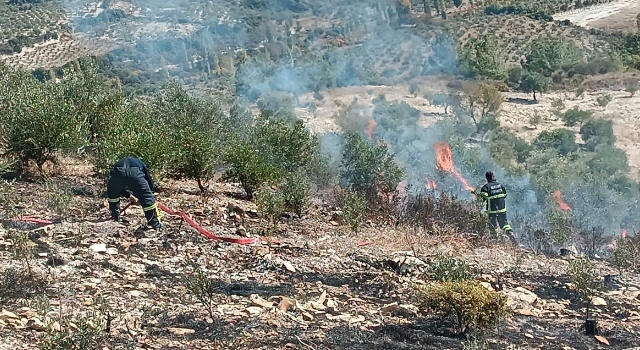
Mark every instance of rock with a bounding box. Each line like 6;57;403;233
302;312;314;321
507;287;538;306
317;290;327;306
278;298;295;312
245;306;263;317
516;308;537;316
592;297;607;306
168;327;195;336
282;261;296;273
89;244;108;253
26;318;47;331
624;290;640;299
0;310;19;321
249;294;273;308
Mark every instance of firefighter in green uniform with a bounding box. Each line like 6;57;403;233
471;171;516;244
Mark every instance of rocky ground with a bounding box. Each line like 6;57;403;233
0;164;640;349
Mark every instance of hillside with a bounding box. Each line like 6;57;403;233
2;0;640;349
1;162;640;349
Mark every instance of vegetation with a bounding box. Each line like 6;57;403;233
416;280;510;335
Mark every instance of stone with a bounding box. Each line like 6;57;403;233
592;297;607;306
168;327;195;335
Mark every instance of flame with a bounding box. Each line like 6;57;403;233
425;178;437;190
365;119;377;140
622;229;627;239
552;190;571;212
433;141;473;191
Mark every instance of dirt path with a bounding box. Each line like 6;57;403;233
553;0;639;30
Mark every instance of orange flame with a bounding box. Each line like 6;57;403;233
622;229;627;239
365;119;377;140
433;142;473;191
552;190;571;212
425;178;437;190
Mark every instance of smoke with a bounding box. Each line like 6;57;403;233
56;0;638;237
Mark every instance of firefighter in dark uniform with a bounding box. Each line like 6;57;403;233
472;171;515;243
106;157;162;230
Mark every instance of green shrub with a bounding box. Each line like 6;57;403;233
224;118;320;199
0;67;89;171
533;129;578;156
280;171;311;217
340;132;404;201
372;96;422;132
151;81;231;192
612;234;640;273
90;99;170;177
255;184;286;227
488;128;532;167
428;254;476;282
580;118;615;151
416;280;509;335
586;144;629;176
38;313;105;350
596;94;612;107
560;107;592;127
343;189;367;233
567;256;604;310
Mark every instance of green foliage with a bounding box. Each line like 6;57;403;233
427;254;476;282
343;189;367;233
280;171;310;217
612;235;640;273
37;313;105;350
533;129;578;156
255;184;286;227
567;256;604;309
340;132;404;201
524;35;582;76
547;209;572;246
519;71;550;100
580;118;615;151
460;34;507;80
587;144;629;176
90;99;169;177
186;268;223;320
372;95;422;132
596;94;612;107
625;81;638;97
42;180;73;216
560;107;592;127
416;280;510;335
6;229;36;276
224;118;320;199
409;83;420;96
0;66;90;171
489;128;532;168
151;81;231;192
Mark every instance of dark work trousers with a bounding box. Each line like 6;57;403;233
489;213;516;244
107;166;160;227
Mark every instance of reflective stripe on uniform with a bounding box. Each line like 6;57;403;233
142;203;158;212
487;208;507;214
155;207;163;220
488;193;506;200
108;198;120;203
502;224;512;231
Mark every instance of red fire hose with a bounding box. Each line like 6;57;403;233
121;201;263;245
11;202;373;248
